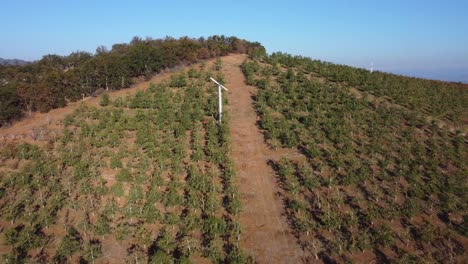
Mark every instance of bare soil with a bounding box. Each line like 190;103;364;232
222;54;306;263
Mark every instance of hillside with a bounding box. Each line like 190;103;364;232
0;58;251;263
0;47;467;263
242;53;467;262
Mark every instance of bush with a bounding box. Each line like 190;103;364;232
99;93;110;106
95;216;111;236
56;227;82;258
372;224;395;247
111;182;125;197
110;154;122;168
170;73;187;88
116;168;132;182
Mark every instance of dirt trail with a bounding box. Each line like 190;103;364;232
222;54;306;263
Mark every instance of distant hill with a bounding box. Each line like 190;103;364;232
0;57;31;66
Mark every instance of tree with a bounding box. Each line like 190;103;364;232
0;84;22;126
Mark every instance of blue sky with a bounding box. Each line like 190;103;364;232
1;0;467;82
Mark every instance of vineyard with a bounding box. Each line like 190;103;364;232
0;61;249;263
242;54;467;263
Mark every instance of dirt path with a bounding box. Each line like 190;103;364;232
222;54;306;263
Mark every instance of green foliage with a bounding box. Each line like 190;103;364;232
0;84;22;126
116;168;133;182
73;161;91;180
203;216;227;239
214;58;222;71
128;185;144;203
56;227;82;258
99;93;110;106
111;182;125;197
205;236;225;263
372;224;395;247
267;52;468;121
2;247;27;264
130;90;152;108
170;72;187;88
115;223;131;241
155;228;177;254
163;185;183;207
227;247;248;264
15;142;43;160
110;154;122;168
83;239;103;263
2;224;47;251
95;215;111;236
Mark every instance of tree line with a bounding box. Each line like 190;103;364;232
0;35;265;126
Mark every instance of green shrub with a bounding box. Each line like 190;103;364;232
116;168;132;182
110;154;122;168
99;93;110;106
170;73;187;88
111;182;125;197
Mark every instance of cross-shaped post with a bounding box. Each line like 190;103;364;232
210;77;228;123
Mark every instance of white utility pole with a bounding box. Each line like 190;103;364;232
210;77;228;123
370;62;374;73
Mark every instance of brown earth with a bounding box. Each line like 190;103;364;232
222;54;306;263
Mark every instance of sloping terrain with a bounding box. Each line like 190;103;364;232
0;59;214;141
1;51;467;264
0;58;249;263
241;54;467;263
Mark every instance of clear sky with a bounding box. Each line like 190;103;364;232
1;0;468;82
